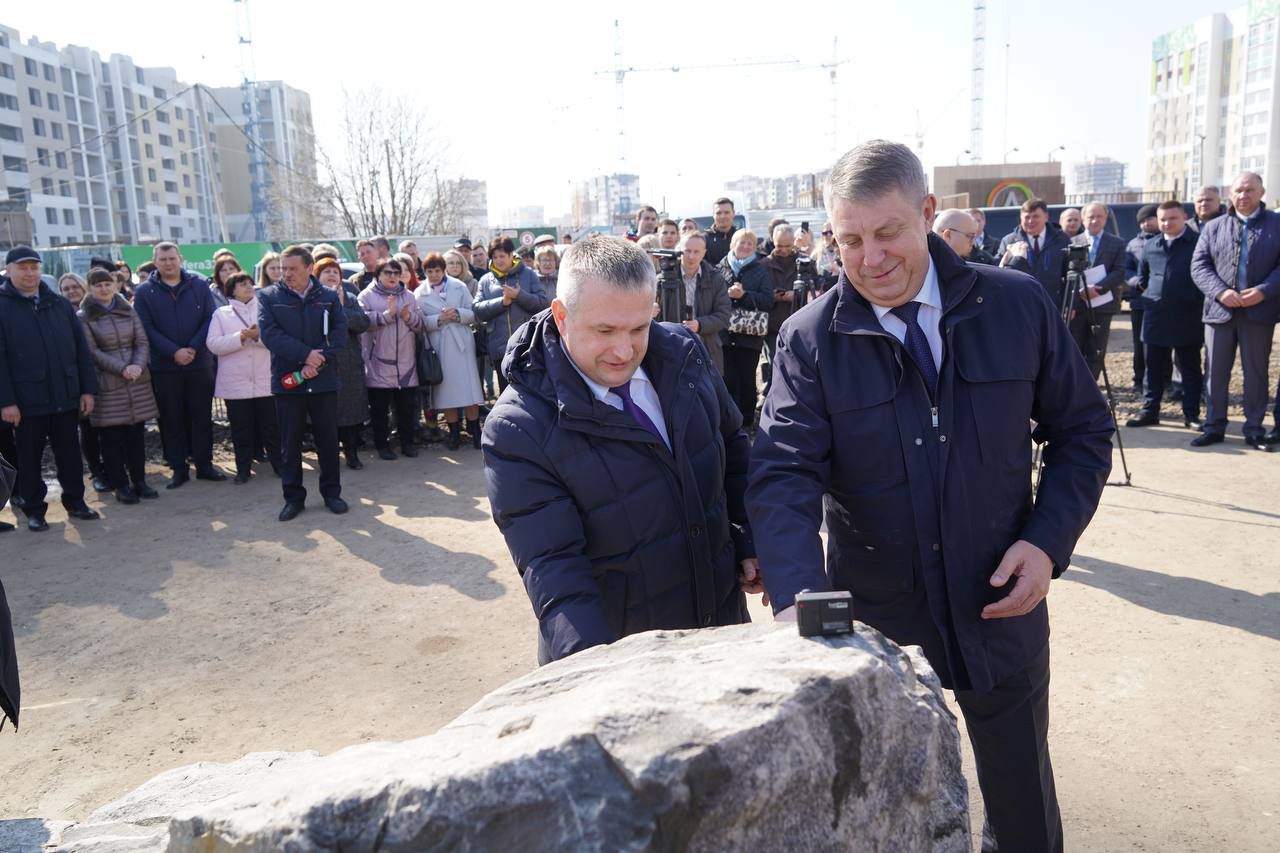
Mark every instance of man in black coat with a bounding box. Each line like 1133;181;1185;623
1069;202;1128;381
482;237;759;664
749;141;1113;853
258;245;349;522
1124;205;1161;391
1127;201;1203;429
703;197;737;266
760;223;800;398
0;247;101;532
132;241;225;488
999;197;1073;309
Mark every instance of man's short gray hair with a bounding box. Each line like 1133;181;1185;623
772;222;795;242
557;236;656;311
1234;171;1264;188
825;140;928;207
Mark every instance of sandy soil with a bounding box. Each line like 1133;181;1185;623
0;316;1276;852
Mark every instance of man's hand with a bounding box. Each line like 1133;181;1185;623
1084;285;1100;299
773;605;797;623
1;405;20;427
1239;287;1265;307
737;558;769;606
982;539;1054;620
122;364;143;381
79;394;94;418
1219;289;1245;308
727;283;745;299
300;365;319;380
682;319;700;333
174;347;195;366
775;289;793;303
304;349;325;370
1002;241;1029;265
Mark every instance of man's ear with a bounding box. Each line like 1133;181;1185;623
551;299;567;335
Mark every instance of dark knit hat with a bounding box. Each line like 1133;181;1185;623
4;245;40;265
1136;204;1158;223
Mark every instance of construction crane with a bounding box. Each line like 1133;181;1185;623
233;0;270;240
595;19;800;165
819;37;850;160
970;1;986;163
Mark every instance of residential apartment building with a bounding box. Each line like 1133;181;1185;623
1071;157;1128;196
571;173;641;228
725;171;828;211
1148;6;1280;199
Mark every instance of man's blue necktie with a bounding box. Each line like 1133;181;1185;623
1237;220;1251;291
1089;235;1099;265
611;381;666;445
891;301;938;398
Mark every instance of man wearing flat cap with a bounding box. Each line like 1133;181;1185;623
0;246;101;531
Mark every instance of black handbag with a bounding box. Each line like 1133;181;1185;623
415;331;444;386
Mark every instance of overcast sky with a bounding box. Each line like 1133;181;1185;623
4;0;1232;221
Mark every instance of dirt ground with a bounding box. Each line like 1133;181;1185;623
1;315;1277;852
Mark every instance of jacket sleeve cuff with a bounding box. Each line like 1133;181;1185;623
730;522;756;563
1017;518;1071;579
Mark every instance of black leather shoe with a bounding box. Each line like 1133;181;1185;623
1190;432;1224;448
1265;428;1280;446
345;452;363;470
115;486;139;505
92;475;112;493
278;502;304;522
195;467;227;482
400;445;419;458
233;472;251;485
1125;413;1160;428
133;481;160;499
66;505;101;521
27;515;48;532
324;497;349;515
166;471;190;489
0;520;14;533
378;447;397;461
1246;435;1273;452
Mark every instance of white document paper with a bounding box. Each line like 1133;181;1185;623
1081;265;1115;308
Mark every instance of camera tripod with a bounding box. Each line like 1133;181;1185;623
1033;265;1133;495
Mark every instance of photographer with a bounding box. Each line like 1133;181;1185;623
676;233;732;373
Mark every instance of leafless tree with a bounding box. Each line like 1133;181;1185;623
318;87;467;237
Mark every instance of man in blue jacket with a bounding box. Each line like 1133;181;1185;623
1124;205;1161;390
258;245;348;521
748;141;1113;853
998;197;1072;310
0;247;101;531
481;237;759;664
1190;171;1280;450
132;242;225;488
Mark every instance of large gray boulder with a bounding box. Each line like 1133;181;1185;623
55;623;968;852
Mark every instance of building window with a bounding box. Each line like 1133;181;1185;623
59;181;71;197
147;167;156;182
177;128;185;142
161;158;174;170
158;134;171;147
142;118;150;133
24;58;37;76
32;118;45;136
55;151;66;168
164;180;178;193
154;86;166;99
150;192;158;203
0;124;23;142
167;204;179;215
63;209;76;225
182;174;190;187
0;63;13;79
1;155;25;172
46;208;58;224
51;123;62;140
42;64;55;82
0;93;17;110
169;227;182;240
135;67;145;84
145;143;154;158
184;196;192;208
157;110;169;124
47;93;59;111
28;87;41;106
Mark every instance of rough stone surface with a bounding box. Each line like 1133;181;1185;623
53;623;968;852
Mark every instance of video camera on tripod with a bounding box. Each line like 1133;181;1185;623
790;254;820;316
648;249;689;324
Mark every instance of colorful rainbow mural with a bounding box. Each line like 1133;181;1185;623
986;180;1035;207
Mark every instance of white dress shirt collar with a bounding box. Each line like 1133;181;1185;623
870;255;945;372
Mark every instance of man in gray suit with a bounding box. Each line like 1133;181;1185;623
1070;202;1128;381
1191;172;1280;450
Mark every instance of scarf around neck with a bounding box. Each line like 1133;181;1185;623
728;253;756;276
490;258;522;279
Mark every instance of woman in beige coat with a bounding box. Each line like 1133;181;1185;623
79;269;160;503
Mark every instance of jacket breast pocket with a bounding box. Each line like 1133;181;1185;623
830;537;915;600
954;343;1036;467
826;379;906;491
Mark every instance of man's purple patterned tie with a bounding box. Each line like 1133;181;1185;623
890;301;938;398
610;381;665;444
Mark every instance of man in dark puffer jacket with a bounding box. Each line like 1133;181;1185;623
482;237;760;664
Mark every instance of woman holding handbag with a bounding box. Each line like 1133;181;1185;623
358;257;424;460
717;229;773;426
417;253;483;450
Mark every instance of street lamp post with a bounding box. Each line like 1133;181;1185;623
1047;144;1066;162
956;149;972;166
1004;147;1020;163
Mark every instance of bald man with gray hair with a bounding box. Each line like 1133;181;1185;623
933;209;995;264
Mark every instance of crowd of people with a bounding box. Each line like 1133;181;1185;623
2;176;1279;533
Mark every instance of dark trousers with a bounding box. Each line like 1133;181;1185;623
225;397;281;476
98;423;147;490
761;332;779;399
1069;311;1114;382
368;387;419;450
1143;344;1202;421
955;643;1062;853
1129;309;1145;385
478;352;495;398
339;424;361;455
722;344;762;426
79;419;106;479
1205;317;1273;438
151;369;214;472
14;409;86;517
275;392;340;505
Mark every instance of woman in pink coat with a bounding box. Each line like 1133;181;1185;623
358;256;424;460
207;271;281;483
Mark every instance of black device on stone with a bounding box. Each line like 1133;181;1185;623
795;589;854;637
